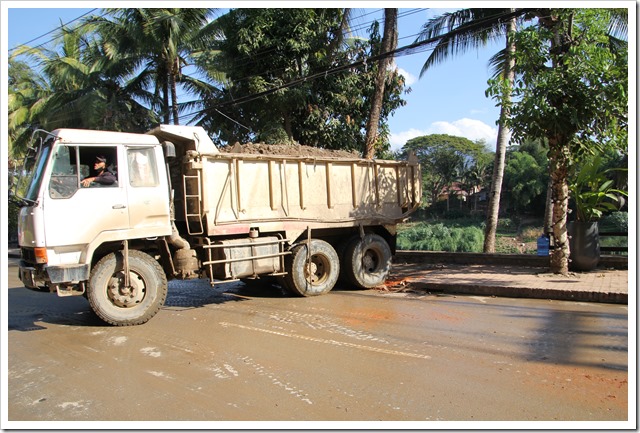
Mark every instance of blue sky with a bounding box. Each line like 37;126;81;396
4;4;504;152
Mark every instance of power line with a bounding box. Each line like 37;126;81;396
8;9;99;53
180;8;519;124
188;8;429;99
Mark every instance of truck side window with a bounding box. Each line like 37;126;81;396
78;147;118;188
49;145;78;199
128;148;158;187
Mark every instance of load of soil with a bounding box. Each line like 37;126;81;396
221;142;361;159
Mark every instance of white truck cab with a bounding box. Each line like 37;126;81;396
16;128;171;297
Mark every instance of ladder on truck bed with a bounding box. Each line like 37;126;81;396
183;171;204;235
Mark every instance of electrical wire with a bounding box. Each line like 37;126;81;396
178;8;520;125
10;7;520;132
8;8;102;54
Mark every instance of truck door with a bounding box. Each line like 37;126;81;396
44;144;129;248
124;146;171;234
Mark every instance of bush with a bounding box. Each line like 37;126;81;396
397;222;484;252
599;212;628;256
599;212;627;232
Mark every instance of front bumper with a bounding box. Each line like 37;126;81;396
19;260;89;291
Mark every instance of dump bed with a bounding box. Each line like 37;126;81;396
184;152;420;241
149;125;421;243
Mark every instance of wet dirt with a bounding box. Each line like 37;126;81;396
6;265;630;426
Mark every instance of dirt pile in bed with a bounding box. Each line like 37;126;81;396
221;142;361;159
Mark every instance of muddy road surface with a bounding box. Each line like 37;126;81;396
6;261;629;425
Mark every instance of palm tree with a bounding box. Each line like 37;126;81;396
8;58;52;158
96;8;217;125
9;23;156;136
416;8;519;252
364;8;398;159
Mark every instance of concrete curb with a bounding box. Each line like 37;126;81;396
405;280;628;305
394;250;628;270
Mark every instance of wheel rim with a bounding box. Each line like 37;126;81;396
107;270;146;308
305;254;330;285
362;248;381;273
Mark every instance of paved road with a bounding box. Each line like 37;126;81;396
5;263;629;426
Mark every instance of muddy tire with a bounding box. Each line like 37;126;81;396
283;239;339;297
343;234;392;289
88;250;167;326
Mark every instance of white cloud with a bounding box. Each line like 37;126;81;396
389;118;499;152
395;67;417;86
389;128;426;149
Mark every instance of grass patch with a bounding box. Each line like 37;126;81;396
398;217;545;254
397;222;484;252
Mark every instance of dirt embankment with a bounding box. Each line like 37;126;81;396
221;142;361;159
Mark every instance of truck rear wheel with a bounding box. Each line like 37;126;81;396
284;239;339;297
343;234;392;289
88;250;167;326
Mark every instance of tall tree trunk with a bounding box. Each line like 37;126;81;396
543;179;553;234
483;13;516;253
540;9;571;274
162;79;170;125
170;58;180;125
364;8;397;159
548;138;570;274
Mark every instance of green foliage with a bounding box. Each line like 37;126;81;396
397;222;484;252
569;155;627;222
504;150;546;212
599;212;628;255
401;134;492;206
8;16;161;156
498;9;627;158
484;8;627;272
8;201;20;243
599;211;627;232
9;8;406;158
199;8;407;154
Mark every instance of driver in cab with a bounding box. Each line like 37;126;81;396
82;155;116;187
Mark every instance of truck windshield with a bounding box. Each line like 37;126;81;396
13;137;54;205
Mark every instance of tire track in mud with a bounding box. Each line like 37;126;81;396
265;309;390;344
243;306;442;360
237;355;314;405
219;321;431;360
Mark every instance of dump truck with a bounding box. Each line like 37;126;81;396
12;125;421;326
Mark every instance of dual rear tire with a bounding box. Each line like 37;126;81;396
283;239;340;297
282;234;392;296
342;234;392;289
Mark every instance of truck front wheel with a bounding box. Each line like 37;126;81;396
284;239;339;297
88;250;168;326
343;234;392;289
